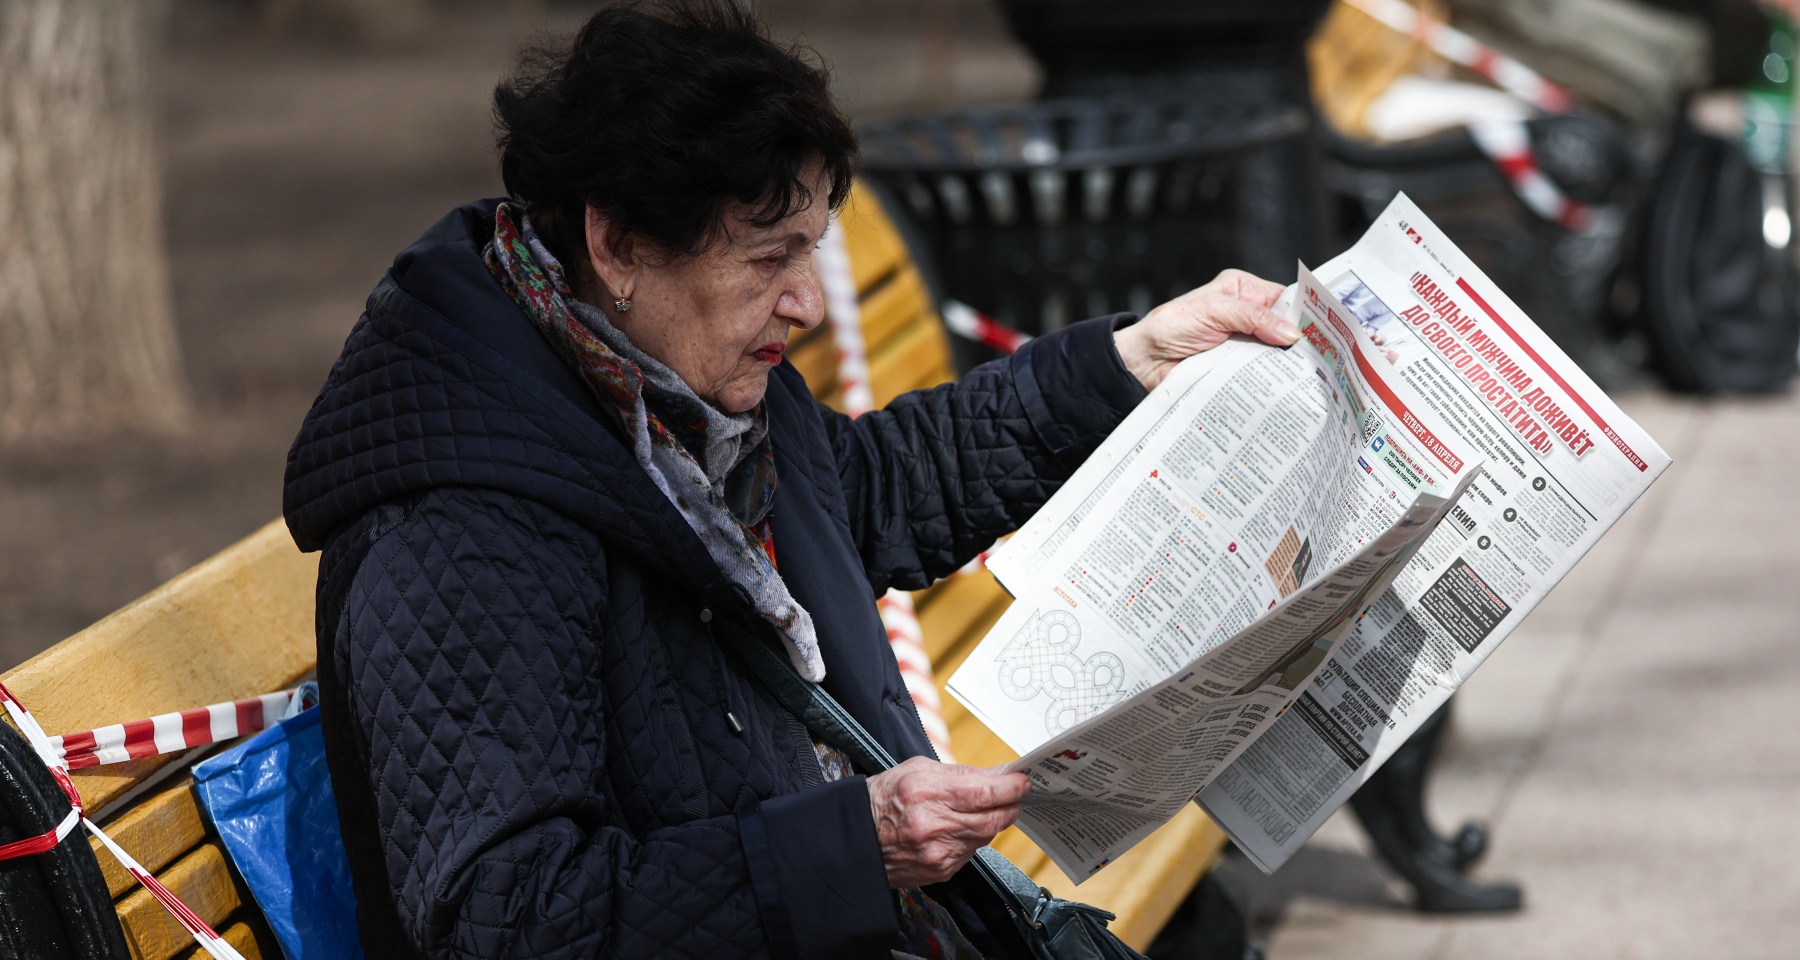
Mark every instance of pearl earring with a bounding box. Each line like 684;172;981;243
614;297;632;313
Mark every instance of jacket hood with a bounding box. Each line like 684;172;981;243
283;200;727;595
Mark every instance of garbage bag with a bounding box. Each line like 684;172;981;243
192;704;363;960
1642;124;1800;393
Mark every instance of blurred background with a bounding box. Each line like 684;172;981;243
1;0;1796;956
0;0;1047;672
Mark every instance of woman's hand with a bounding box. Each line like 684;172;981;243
866;756;1030;888
1114;268;1299;391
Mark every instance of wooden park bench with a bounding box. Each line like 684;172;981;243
0;521;312;959
0;181;1226;958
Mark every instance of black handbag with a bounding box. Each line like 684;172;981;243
711;615;1148;960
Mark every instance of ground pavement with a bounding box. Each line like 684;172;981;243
1218;387;1800;959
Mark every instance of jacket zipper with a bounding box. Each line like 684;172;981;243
710;619;826;790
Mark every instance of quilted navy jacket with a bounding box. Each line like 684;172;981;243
282;200;1146;959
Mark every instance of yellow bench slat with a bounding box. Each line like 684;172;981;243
868;318;954;410
117;842;242;960
943;703;1021;769
91;778;208;899
787;326;838;400
928;607;1010;686
840;181;908;295
0;520;317;812
858;265;932;358
1040;805;1228;950
173;919;269;960
913;569;1012;663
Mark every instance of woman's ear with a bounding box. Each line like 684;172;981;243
584;206;638;303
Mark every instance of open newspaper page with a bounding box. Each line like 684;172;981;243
946;258;1484;882
1196;194;1673;872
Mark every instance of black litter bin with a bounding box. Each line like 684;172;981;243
1000;0;1337;282
858;97;1305;371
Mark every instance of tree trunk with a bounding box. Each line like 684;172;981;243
0;0;189;445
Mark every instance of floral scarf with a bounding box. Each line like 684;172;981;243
483;202;825;682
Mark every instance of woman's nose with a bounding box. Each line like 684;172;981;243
780;268;826;331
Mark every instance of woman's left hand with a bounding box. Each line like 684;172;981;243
1113;269;1299;392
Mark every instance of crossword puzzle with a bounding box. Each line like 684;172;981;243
996;609;1127;736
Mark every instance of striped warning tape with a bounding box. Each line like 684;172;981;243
1344;0;1597;229
816;218;957;762
815;219;876;416
50;688;302;770
1344;0;1572;114
942;300;1033;355
878;590;956;754
86;820;244;959
0;681;83;862
0;680;268;960
957;543;1000;576
1467;122;1594;229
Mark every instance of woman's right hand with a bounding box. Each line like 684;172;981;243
866;756;1031;888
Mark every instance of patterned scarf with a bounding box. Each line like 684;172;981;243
483;202;825;682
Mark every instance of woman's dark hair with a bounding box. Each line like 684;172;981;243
494;0;857;272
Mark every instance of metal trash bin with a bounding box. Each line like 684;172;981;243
858;97;1305;370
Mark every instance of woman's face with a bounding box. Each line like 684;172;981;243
592;169;830;413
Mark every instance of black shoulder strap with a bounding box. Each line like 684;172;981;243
707;615;1063;946
709;615;898;774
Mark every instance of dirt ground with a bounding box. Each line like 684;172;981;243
0;0;1037;672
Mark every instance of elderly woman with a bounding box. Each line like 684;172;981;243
283;2;1296;958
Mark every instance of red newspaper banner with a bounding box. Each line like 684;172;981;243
1456;278;1649;472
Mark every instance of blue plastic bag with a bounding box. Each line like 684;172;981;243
192;702;364;960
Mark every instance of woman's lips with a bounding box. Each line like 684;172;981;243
751;343;785;364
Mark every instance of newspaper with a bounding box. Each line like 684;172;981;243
946;194;1670;882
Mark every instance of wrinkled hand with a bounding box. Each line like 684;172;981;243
1114;268;1298;391
866;756;1030;888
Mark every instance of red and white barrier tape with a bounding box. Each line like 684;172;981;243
816;220;876;416
1467;122;1594;229
50;689;301;770
0;681;262;960
0;682;83;862
957;544;999;577
86;820;243;959
1344;0;1572;114
877;590;956;754
941;300;1033;355
817;218;956;762
1345;0;1598;229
